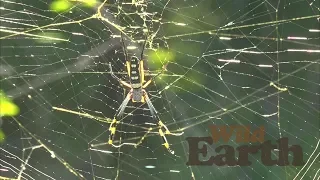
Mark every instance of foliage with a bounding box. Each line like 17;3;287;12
50;0;98;12
148;48;175;67
0;90;20;143
0;91;19;117
50;0;72;12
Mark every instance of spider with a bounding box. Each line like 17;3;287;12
107;33;175;154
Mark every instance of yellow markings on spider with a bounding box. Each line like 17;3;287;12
110;127;116;134
159;120;165;126
140;60;145;83
112;118;117;123
163;142;170;149
159;120;171;134
159;129;172;151
109;119;117;134
159;129;165;137
108;118;118;145
108;139;113;145
126;61;131;77
141;96;145;103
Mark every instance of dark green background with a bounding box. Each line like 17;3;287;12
0;0;319;179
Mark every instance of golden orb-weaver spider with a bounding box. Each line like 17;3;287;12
108;33;175;154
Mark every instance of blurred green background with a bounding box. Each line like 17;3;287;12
0;0;319;179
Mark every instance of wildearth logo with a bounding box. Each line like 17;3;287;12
186;125;305;166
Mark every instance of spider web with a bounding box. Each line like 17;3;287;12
0;0;319;179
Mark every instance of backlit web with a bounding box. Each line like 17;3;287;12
0;0;319;179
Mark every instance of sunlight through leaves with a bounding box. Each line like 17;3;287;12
0;91;19;117
50;0;72;12
148;48;175;67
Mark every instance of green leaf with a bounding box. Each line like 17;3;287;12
50;0;72;12
0;91;20;117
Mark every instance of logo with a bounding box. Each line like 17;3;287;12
186;125;305;166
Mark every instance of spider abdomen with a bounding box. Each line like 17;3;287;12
129;56;142;84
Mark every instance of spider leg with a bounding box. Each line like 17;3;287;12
108;91;132;145
140;31;148;60
108;62;131;88
121;33;128;61
143;90;174;154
